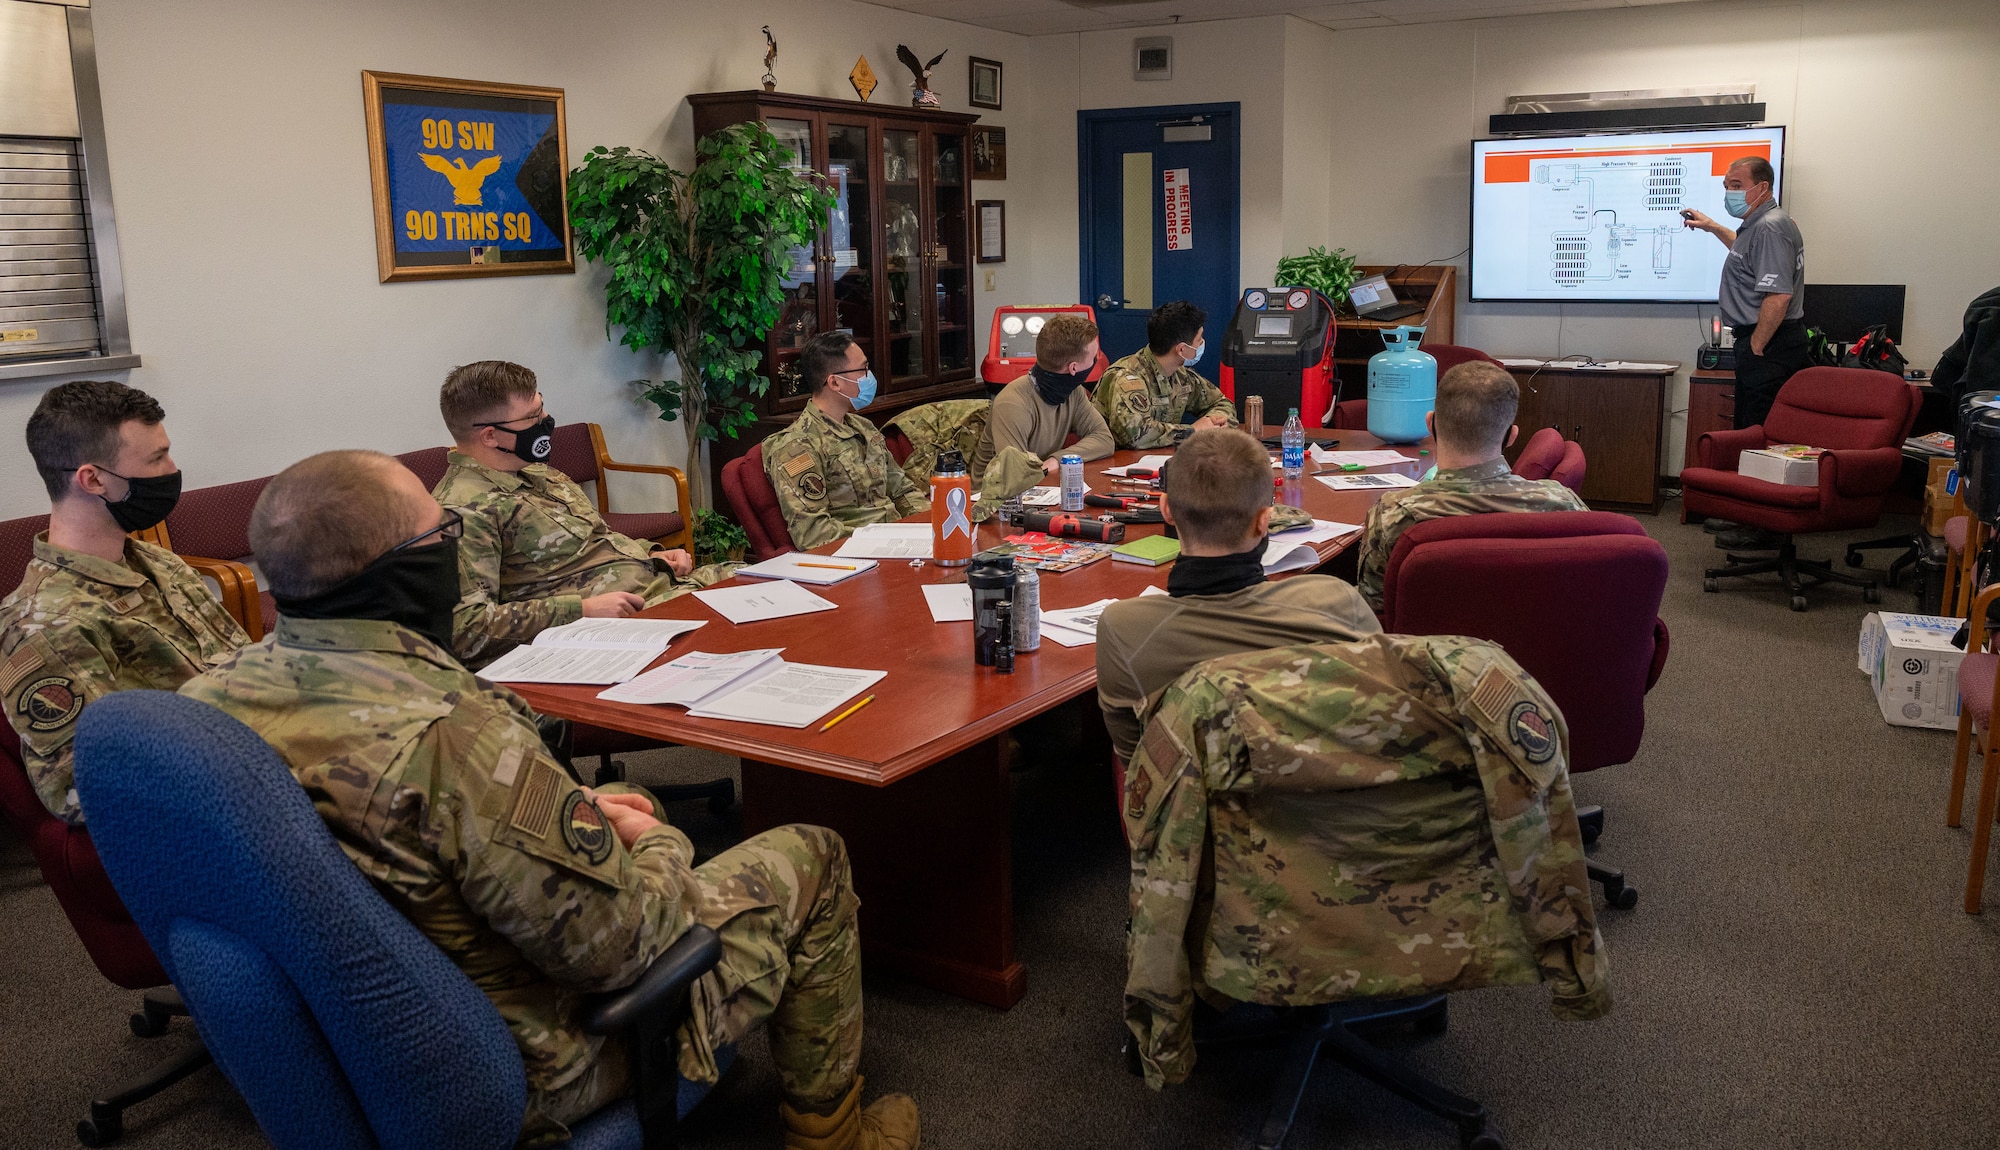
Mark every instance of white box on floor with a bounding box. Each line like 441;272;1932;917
1858;612;1965;731
1740;445;1823;486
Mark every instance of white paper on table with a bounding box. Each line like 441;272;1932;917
1315;472;1420;492
1041;597;1119;639
1263;541;1326;574
688;663;886;728
735;552;878;585
1272;518;1364;544
692;579;838;624
1038;622;1096;647
532;617;707;649
596;648;785;706
1140;585;1168;597
833;523;934;559
1309;447;1407;467
1497;357;1548;368
478;644;662;685
1101;455;1172;477
1020;486;1063;506
921;583;974;622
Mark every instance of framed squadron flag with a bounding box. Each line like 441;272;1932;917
362;71;574;282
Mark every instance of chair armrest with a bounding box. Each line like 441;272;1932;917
1819;447;1905;498
600;460;688;479
1969;584;2000;654
1646;619;1670;692
1695;426;1766;471
597;460;694;553
178;554;265;639
580;924;721;1036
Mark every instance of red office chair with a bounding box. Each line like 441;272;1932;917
1681;367;1920;611
395;445;451;489
0;514;211;1145
1328;343;1502;430
1380;510;1671;909
883;428;914;466
720;443;798;562
1513;426;1588;493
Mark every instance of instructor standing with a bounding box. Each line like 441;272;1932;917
1683;155;1807;432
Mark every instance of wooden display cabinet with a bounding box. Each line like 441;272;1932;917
1331;265;1456;389
688;91;986;495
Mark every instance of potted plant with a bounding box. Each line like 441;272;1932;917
568;123;837;505
692;508;750;567
1274;246;1360;313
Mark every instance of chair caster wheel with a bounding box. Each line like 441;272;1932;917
1863;586;1881;604
1608;884;1639;910
1461;1128;1506;1150
1703;577;1718;593
76;1115;120;1147
129;1006;171;1038
1789;595;1807;612
1845;549;1863;567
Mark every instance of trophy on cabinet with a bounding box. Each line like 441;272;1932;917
896;44;947;107
761;26;778;92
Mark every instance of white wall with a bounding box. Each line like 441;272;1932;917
1324;0;2000;470
0;0;1030;519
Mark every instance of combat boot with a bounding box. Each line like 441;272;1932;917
781;1076;919;1150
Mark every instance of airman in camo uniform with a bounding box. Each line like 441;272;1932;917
1354;361;1586;609
191;449;916;1150
1123;633;1611;1089
882;398;989;491
3;379;247;825
1093;301;1235;449
762;331;929;550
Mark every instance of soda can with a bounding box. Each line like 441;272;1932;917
1012;563;1041;652
1244;394;1265;438
1060;453;1085;511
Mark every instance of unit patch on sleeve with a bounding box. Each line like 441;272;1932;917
560;790;615;864
19;676;82;732
1507;699;1557;765
798;473;827;500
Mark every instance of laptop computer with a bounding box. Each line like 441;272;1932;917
1348;273;1424;323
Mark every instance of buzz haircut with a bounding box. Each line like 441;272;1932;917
1146;301;1207;357
440;360;538;442
1035;313;1099;371
25;380;166;501
252;450;421;599
1729;156;1775;190
797;331;856;395
1165;427;1270;550
1432;362;1519;454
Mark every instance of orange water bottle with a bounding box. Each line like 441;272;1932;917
930;449;974;566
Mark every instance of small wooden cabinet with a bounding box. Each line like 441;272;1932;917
1502;362;1676;513
1684;368;1737;468
1332;265;1456;389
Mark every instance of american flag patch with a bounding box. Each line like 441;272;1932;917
780;451;817;478
1469;663;1514;724
509;760;561;839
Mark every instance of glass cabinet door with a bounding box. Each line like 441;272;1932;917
825;121;876;389
930;129;971;378
768;117;819;401
882;127;926;385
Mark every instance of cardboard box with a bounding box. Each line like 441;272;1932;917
1858;612;1966;730
1922;457;1962;537
1741;444;1825;486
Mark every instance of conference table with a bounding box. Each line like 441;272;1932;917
510;431;1429;1009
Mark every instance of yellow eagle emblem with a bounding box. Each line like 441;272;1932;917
419;154;503;206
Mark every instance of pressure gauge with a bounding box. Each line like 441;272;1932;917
1025;315;1047;334
1001;315;1024;335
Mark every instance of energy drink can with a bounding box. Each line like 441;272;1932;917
1012;563;1041;652
1060;454;1085;511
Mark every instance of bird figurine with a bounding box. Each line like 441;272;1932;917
419;154;503;206
761;26;778;92
896;44;946;107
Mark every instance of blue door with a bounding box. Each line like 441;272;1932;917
1078;103;1241;362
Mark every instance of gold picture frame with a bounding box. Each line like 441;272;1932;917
362;71;574;283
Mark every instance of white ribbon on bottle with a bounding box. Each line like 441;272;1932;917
941;486;973;540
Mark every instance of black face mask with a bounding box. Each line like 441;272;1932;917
1166;536;1268;598
506;415;556;463
1031;364;1093;407
274;537;462;651
95;469;182;533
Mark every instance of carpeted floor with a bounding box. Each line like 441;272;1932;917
5;504;1998;1150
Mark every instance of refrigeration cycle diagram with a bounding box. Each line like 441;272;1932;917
1533;157;1687;287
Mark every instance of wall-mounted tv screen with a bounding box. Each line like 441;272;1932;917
1470;125;1786;303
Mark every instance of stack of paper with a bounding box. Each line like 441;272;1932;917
1040;598;1120;647
1101;455;1172;477
478;617;707;684
833;523;933;559
1315;471;1420;492
735;552;877;585
1309;446;1407;467
1264;520;1364;574
692;579;839;624
597;647;885;729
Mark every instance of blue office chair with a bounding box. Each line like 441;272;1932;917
73;690;724;1150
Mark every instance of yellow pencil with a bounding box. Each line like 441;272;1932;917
819;694;875;731
797;561;860;570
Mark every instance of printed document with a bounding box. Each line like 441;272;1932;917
692;579;839;624
1315;472;1420;492
921;583;974;622
833;523;934;559
1101;455;1172;477
687;663;885;728
1309;447;1408;467
735;552;877;585
1039;598;1120;647
598;649;785;706
1264;520;1363;574
477;617;707;684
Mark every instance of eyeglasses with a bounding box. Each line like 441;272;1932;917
829;363;873;378
388;508;464;554
474;398;548;429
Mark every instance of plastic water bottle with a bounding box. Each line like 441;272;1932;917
1281;409;1305;479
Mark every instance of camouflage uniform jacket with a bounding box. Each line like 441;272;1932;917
180;617;781;1109
762;404;929;550
2;534;248;823
1093;348;1237;449
434;452;710;667
1123;633;1610;1088
1355;457;1587;608
883;398;990;491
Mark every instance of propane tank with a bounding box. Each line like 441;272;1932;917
1366;325;1436;444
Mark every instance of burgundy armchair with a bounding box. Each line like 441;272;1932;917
1380;510;1671;909
1329;343;1503;430
1513;426;1587;493
720;443;798;562
1680;367;1920;611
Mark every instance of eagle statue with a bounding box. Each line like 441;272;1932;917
896;44;946;107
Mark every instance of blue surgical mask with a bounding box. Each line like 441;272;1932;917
1182;340;1204;367
1723;190;1750;218
841;371;877;410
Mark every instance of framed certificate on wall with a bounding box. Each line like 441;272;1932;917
362;71;575;283
977;200;1005;263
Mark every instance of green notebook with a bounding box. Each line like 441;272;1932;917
1111;535;1181;567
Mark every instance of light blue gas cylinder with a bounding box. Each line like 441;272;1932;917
1366;325;1436;444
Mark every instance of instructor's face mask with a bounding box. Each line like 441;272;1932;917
835;369;878;410
274;519;464;651
1723;190;1751;218
93;468;182;533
